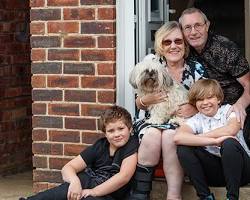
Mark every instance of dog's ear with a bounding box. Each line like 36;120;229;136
129;62;141;89
162;67;173;88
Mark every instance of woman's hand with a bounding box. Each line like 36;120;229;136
81;188;97;198
176;103;198;118
67;178;82;200
141;91;168;106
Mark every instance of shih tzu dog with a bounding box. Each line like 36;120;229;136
129;57;188;125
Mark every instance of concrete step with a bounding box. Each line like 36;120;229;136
151;181;250;200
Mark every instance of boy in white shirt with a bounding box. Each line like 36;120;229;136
174;79;250;200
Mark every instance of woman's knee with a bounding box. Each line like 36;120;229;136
138;128;162;165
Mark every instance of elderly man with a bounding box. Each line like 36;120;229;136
178;7;250;200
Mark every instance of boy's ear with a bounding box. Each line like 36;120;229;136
129;127;133;134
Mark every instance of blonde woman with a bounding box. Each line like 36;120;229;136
129;21;207;200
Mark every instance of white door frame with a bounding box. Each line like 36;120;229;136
116;0;135;116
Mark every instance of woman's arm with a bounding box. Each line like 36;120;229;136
200;117;241;138
176;103;198;118
81;153;137;198
174;124;222;146
136;92;167;110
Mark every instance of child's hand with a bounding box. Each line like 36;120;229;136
81;188;97;198
67;179;82;200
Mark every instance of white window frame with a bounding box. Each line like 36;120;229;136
116;0;135;116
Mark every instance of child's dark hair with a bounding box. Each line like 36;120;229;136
188;79;224;106
100;105;132;132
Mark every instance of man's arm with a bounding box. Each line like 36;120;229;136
232;72;250;127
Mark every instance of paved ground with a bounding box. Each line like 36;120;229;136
1;171;250;200
0;171;33;200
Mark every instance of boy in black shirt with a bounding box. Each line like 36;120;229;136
20;105;139;200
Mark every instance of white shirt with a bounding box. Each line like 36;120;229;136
185;104;250;157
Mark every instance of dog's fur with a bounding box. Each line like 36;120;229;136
129;58;188;125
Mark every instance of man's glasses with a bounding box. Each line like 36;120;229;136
183;22;206;33
162;38;184;46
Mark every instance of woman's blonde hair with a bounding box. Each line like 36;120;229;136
188;79;224;106
154;21;189;58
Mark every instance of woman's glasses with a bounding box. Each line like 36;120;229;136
162;38;184;46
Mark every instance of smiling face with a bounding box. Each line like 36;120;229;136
162;28;185;63
180;12;210;53
105;120;131;154
196;96;220;117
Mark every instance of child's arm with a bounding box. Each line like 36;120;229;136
174;124;231;146
81;153;137;198
61;155;87;200
199;117;241;138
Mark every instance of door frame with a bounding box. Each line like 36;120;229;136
116;0;250;115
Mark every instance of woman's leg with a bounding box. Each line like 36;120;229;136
130;127;162;200
162;130;183;200
220;138;250;200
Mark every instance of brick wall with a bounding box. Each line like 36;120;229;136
30;0;116;192
0;0;32;174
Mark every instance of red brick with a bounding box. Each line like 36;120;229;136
48;22;79;33
97;90;115;103
81;22;115;34
49;157;71;169
30;0;45;7
31;49;46;61
33;142;63;155
33;116;63;129
47;75;79;88
98;7;116;20
33;156;47;168
48;103;79;116
81;76;115;89
30;22;45;34
80;0;115;5
33;170;62;183
64;90;96;102
64;36;95;48
48;49;79;61
32;103;46;115
81;104;109;117
31;75;46;88
63;8;95;20
32;89;63;101
98;36;116;48
49;130;80;143
81;50;115;61
63;63;95;75
32;129;47;141
65;117;96;130
97;63;115;75
82;132;104;144
30;9;61;21
64;144;86;156
33;182;49;193
48;0;78;6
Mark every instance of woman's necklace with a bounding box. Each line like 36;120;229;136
166;63;185;83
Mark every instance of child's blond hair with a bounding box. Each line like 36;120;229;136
100;105;132;132
188;79;224;106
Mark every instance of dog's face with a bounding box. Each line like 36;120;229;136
129;59;173;93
